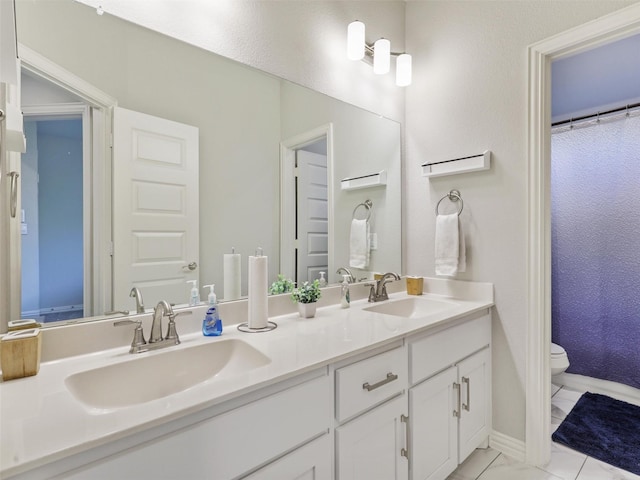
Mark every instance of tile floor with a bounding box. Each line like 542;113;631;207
446;384;640;480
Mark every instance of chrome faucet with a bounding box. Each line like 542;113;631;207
129;287;145;314
366;272;401;302
115;301;192;354
336;267;356;283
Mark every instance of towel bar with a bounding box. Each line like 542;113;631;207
353;199;373;221
435;190;463;216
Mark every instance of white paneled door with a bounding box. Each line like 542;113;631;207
113;107;199;311
296;149;328;284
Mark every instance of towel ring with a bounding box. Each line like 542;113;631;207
435;190;463;216
353;199;373;221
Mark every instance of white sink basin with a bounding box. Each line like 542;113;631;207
65;339;270;409
363;296;457;319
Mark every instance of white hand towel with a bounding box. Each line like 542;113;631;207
457;218;466;273
349;218;370;269
435;213;461;276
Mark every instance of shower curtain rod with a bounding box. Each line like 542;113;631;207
551;101;640;127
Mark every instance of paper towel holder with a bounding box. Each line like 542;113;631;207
237;321;277;333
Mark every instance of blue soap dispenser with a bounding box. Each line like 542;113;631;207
202;284;223;336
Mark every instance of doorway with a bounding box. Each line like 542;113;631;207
12;44;116;322
21;115;85;321
295;140;329;286
526;3;640;466
280;124;334;287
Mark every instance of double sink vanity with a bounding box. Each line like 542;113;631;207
0;277;494;480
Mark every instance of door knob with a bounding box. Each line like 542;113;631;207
183;262;198;271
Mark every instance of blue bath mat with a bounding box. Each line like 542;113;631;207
552;392;640;475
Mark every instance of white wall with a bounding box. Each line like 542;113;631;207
404;0;638;443
552;32;640;120
76;0;407;123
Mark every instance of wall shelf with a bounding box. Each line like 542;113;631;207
422;151;491;178
341;170;387;190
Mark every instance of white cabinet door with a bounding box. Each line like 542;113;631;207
243;434;331;480
409;367;458;480
336;395;408;480
457;347;490;462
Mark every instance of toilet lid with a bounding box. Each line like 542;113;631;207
551;343;566;356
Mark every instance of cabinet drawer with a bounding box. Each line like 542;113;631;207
409;313;490;385
336;347;407;422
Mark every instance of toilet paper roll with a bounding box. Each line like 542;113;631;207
223;253;241;300
248;255;268;329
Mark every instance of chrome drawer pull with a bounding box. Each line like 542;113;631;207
453;382;461;417
362;372;398;392
462;376;471;411
401;414;410;460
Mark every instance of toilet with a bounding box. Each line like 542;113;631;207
551;343;570;376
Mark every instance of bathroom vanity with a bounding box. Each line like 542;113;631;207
0;278;493;480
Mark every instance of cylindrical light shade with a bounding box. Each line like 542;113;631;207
396;53;412;86
347;21;365;61
373;38;391;75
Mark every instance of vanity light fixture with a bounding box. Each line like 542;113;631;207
347;20;412;87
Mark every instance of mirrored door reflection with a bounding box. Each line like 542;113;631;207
295;137;328;286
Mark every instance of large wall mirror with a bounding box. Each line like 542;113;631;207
14;0;402;323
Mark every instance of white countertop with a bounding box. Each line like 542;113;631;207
0;278;493;478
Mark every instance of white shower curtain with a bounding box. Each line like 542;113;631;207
551;111;640;390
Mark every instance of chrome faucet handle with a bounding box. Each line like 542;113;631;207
364;283;378;302
164;311;193;343
114;319;147;352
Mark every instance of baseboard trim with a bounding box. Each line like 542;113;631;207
557;373;640;406
489;430;526;462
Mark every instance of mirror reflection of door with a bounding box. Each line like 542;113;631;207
21;115;85;322
295;139;328;285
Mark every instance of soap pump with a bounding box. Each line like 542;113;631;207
187;280;200;306
202;284;223;336
203;284;217;306
318;271;327;287
340;274;351;308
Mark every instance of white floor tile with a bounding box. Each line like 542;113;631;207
477;454;564;480
543;429;587;480
576;457;640;480
447;447;501;480
551;388;584;420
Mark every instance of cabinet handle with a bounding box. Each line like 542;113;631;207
462;376;470;411
453;382;461;417
400;414;409;460
362;372;398;392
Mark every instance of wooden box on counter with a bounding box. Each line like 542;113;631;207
1;328;42;381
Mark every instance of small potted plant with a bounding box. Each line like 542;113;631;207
291;279;322;318
269;274;295;295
